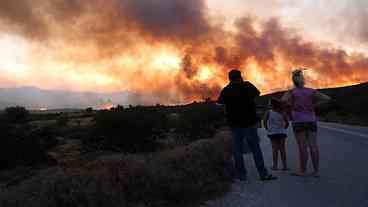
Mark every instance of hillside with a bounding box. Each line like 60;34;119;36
1;83;367;125
319;83;368;115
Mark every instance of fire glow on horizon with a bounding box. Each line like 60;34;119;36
0;0;368;105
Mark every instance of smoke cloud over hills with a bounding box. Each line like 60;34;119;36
0;0;367;105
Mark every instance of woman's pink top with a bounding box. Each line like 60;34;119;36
291;87;317;123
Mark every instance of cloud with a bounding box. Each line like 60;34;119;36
0;0;367;105
0;0;47;39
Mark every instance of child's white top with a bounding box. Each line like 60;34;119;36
267;110;287;135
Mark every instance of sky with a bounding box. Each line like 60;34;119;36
0;0;367;104
207;0;368;53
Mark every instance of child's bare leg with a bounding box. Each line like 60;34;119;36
271;139;279;170
279;138;288;170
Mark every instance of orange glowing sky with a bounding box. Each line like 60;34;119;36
0;0;367;104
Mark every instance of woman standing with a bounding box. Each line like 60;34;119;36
282;69;331;177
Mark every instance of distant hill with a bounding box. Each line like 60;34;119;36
319;83;368;115
1;83;367;126
0;87;182;110
0;87;132;110
259;82;368;125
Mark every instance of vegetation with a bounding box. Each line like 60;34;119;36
0;102;225;170
85;107;93;113
0;102;228;199
87;107;168;153
56;114;69;126
172;103;225;142
0;102;229;207
0;135;232;207
84;102;225;153
4;106;29;123
0;123;56;169
2;82;366;206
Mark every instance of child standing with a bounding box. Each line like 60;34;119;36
264;98;289;171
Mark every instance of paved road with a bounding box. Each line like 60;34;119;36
205;122;368;207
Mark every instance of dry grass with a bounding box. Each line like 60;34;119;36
0;133;232;207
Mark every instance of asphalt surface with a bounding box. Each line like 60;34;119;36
205;122;368;207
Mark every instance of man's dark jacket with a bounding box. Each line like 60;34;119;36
217;81;260;127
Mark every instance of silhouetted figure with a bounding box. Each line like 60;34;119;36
217;69;277;181
264;98;289;171
282;69;331;177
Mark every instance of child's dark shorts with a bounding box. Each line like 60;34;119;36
268;133;287;140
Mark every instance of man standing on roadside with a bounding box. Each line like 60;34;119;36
217;69;277;181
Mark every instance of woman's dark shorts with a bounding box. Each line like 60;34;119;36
292;122;318;133
268;133;287;140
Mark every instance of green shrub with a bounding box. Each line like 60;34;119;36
82;103;226;152
85;107;94;113
5;106;29;123
56;114;69;126
173;103;225;142
86;108;168;153
28;113;60;122
0;124;56;170
30;125;60;149
0;136;232;207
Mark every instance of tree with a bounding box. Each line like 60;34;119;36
56;113;69;126
86;107;93;113
113;105;124;112
5;106;29;123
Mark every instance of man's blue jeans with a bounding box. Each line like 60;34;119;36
231;126;268;179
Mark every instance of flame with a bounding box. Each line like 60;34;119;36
95;102;115;110
151;51;182;72
195;66;214;81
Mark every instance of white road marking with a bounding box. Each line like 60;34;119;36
319;125;368;139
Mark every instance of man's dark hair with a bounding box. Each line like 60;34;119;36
228;69;242;82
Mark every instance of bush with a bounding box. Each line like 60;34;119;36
111;105;124;112
30;125;60;149
0;136;232;207
82;103;226;152
56;114;69;126
28;113;60;122
173;103;225;142
5;106;29;123
0;124;56;170
86;108;168;153
85;107;94;113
